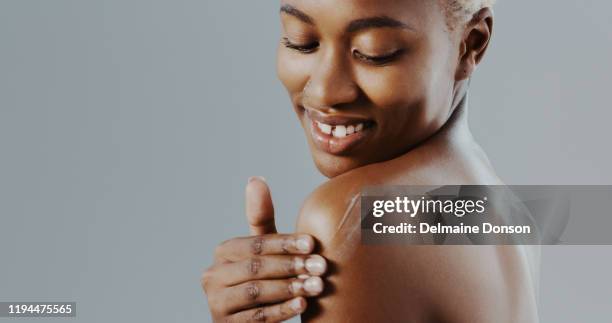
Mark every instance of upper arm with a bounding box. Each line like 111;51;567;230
295;182;538;323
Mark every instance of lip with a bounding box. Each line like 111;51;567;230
304;109;374;155
306;109;372;126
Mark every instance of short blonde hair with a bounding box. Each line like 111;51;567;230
443;0;496;26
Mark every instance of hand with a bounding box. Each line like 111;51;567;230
202;177;327;323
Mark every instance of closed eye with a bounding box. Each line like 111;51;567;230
353;49;405;65
282;37;319;53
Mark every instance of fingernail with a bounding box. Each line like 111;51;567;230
296;236;312;253
304;276;324;294
248;176;266;183
291;280;303;294
297;274;310;280
305;255;327;275
294;257;305;271
290;297;304;312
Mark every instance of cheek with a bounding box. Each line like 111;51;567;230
355;65;430;137
356;66;427;109
355;49;455;139
276;47;312;97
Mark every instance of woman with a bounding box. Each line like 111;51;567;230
202;0;540;322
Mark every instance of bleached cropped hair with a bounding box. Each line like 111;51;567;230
443;0;497;26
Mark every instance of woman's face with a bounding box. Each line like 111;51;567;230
277;0;463;178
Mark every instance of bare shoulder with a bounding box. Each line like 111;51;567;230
297;137;503;246
295;144;538;322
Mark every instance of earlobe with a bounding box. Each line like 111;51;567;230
454;8;494;81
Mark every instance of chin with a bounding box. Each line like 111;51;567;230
310;150;368;178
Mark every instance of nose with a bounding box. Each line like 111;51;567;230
303;47;359;110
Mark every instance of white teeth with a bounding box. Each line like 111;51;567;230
316;121;366;138
347;125;355;135
333;125;347;138
317;121;332;135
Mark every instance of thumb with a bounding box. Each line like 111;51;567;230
245;176;277;235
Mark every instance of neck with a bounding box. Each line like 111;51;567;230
432;82;474;145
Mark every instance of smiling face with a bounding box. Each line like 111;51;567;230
277;0;485;178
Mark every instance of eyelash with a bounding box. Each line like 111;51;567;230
282;37;319;53
282;37;404;65
352;49;404;65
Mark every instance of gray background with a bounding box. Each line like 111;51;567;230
0;0;610;322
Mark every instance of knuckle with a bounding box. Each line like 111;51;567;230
214;241;227;258
251;308;266;322
284;258;297;275
201;267;215;291
207;293;222;312
279;302;293;318
208;292;231;317
247;257;263;276
280;237;291;254
245;281;261;301
250;236;264;255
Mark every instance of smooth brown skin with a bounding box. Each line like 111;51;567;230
294;106;540;322
203;0;539;322
278;0;538;322
278;0;484;178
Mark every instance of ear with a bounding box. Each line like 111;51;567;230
455;8;494;81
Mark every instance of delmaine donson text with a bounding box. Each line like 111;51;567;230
369;196;532;235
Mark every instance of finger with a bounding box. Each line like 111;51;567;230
246;176;277;235
215;234;314;262
223;277;324;314
229;297;307;323
213;255;327;286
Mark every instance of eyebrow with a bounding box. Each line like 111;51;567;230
280;4;314;25
346;16;415;33
280;4;415;33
